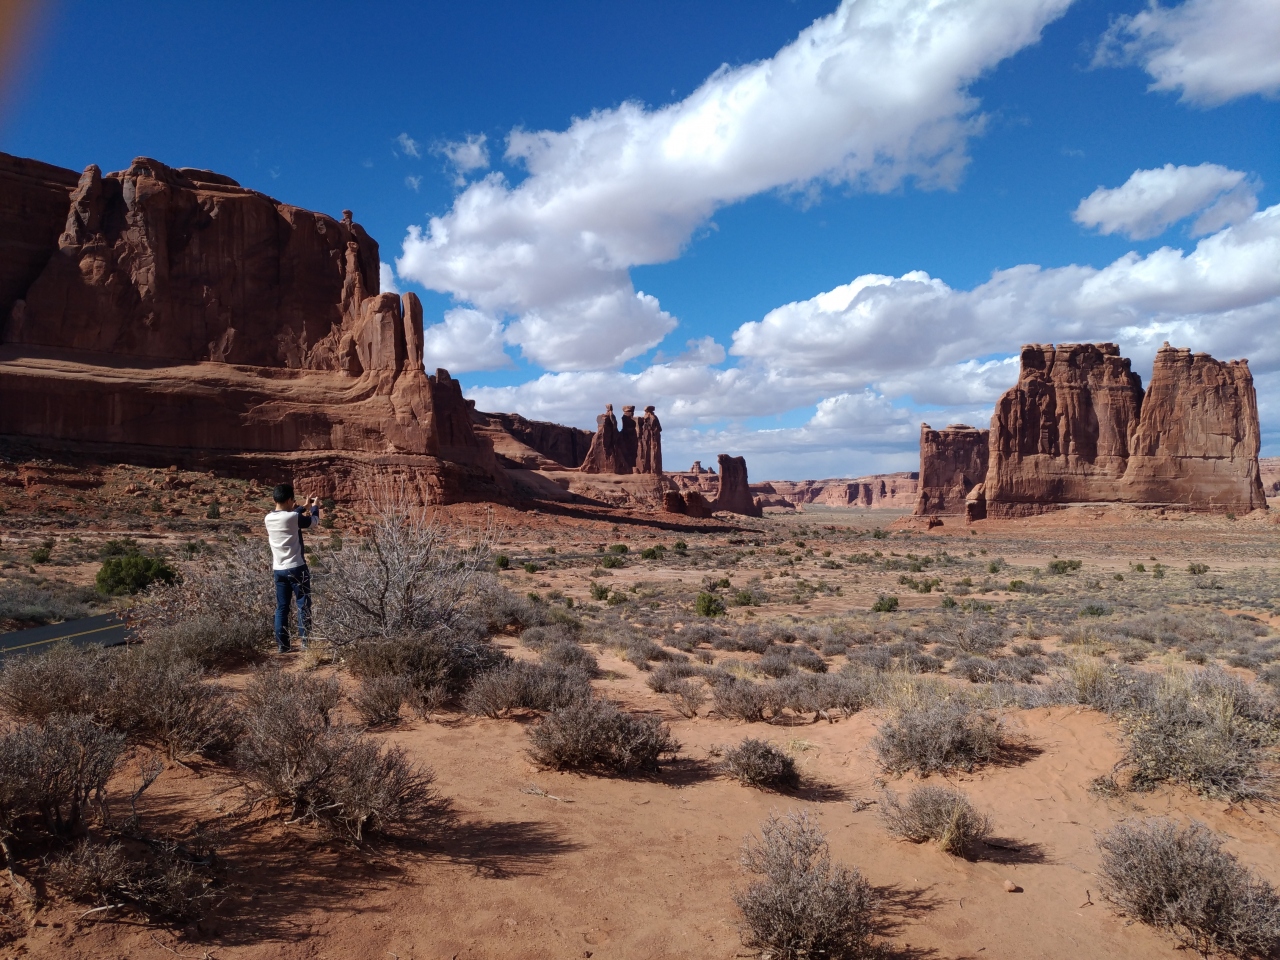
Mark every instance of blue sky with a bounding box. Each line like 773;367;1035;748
3;0;1278;478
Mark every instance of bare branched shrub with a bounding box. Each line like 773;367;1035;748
132;537;273;665
646;661;701;693
881;785;992;856
103;650;239;760
235;669;434;840
1098;819;1280;959
313;490;497;645
463;661;592;718
519;623;576;650
713;678;772;722
946;619;1007;655
722;739;799;790
873;688;1004;775
351;674;412;726
49;838;218;921
735;811;880;960
0;715;124;839
528;698;678;774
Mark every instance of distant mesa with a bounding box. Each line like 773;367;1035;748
0;151;507;503
913;342;1267;520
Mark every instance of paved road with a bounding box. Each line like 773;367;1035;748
0;613;133;662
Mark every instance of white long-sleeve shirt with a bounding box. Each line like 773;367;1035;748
264;507;316;571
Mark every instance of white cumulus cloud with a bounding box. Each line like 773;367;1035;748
378;262;400;295
436;134;491;186
422;308;512;373
398;0;1074;373
1096;0;1280;106
1073;163;1258;239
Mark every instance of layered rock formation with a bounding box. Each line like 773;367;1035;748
0;152;507;503
754;473;920;510
469;407;593;469
580;403;663;475
914;424;989;515
667;454;762;517
915;342;1266;519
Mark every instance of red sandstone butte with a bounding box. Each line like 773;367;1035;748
0;152;506;503
969;342;1265;517
914;424;989;516
580;403;663;476
710;454;762;517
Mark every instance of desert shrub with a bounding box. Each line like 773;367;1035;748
313;493;496;644
773;673;874;718
787;646;828;673
132;538;273;648
667;678;708;718
880;785;991;856
735;811;879;960
519;623;575;650
1059;659;1161;714
50;838;217;921
874;691;1004;775
345;626;507;700
0;642;110;723
1097;819;1280;959
1115;669;1278;801
646;660;701;693
870;594;898;613
722;738;799;790
96;553;177;596
0;578;99;626
725;624;772;654
138;613;268;669
235;669;433;840
951;655;1045;684
600;554;625;569
542;639;599;675
462;661;592;717
946;619;1007;655
758;650;797;678
528;698;678;774
1048;559;1082;574
103;651;239;760
0;715;124;839
480;583;552;631
352;674;412;725
713;678;772;722
696;592;726;617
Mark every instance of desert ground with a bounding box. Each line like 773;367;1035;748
1;470;1280;960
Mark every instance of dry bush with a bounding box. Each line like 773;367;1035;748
1058;658;1161;714
0;715;124;839
462;661;592;718
480;583;555;633
758;650;797;678
0;643;109;723
646;661;702;693
49;838;217;922
132;538;273;663
345;626;508;702
722;738;799;790
103;650;239;760
1097;819;1280;959
528;698;678;774
1116;668;1278;801
542;639;598;676
519;623;576;651
667;678;708;718
351;674;412;726
735;810;879;960
236;669;432;840
312;490;496;645
946;619;1007;655
880;785;992;856
873;689;1004;775
952;654;1046;684
713;678;772;722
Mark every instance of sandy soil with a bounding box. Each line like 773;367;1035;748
3;485;1280;959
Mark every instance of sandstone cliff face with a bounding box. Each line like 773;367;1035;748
469;408;593;469
754;473;919;510
580;403;663;476
710;454;762;517
0;154;79;325
915;424;989;515
0;153;507;503
981;342;1264;516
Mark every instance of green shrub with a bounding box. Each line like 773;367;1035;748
96;554;177;596
589;582;610;601
1048;559;1082;574
608;544;629;554
674;540;688;552
696;592;726;617
522;561;540;574
640;547;662;560
600;554;624;569
871;595;899;613
1188;562;1210;575
205;502;221;519
31;540;53;564
494;554;510;570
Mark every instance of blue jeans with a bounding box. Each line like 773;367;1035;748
273;565;312;651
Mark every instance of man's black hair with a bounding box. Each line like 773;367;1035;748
272;483;295;504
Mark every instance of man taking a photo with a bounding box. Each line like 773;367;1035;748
264;483;320;653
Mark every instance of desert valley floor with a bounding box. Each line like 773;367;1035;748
1;473;1279;960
